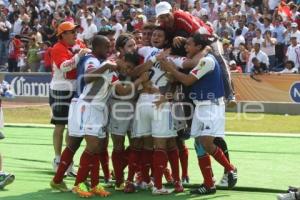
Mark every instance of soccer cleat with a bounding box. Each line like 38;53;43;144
124;181;136;193
91;184;111;197
226;95;237;108
217;173;228;187
103;178;114;188
182;176;190;184
52;158;59;173
0;172;15;189
174;181;184;193
72;182;93;198
0;131;5;140
66;162;77;177
288;186;300;193
139;181;154;190
227;168;238;189
190;184;216;195
50;180;70;192
114;182;125;191
152;187;174;195
277;192;298;200
164;168;174;184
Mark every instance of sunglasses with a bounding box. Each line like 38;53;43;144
64;30;76;34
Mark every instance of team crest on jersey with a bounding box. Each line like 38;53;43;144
111;74;119;84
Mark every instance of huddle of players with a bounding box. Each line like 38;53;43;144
50;21;238;197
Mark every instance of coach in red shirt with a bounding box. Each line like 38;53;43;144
50;21;90;174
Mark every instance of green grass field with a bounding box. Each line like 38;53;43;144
0;126;300;200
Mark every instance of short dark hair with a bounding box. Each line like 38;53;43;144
115;33;134;51
192;33;212;49
285;60;295;68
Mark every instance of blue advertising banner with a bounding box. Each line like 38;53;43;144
4;73;51;97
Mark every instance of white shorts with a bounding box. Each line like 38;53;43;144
132;94;177;138
191;99;225;138
68;99;108;139
107;99;134;136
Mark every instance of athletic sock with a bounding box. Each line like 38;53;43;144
179;145;189;178
212;147;234;172
141;149;152;183
75;150;94;186
90;153;100;188
127;148;141;182
167;148;180;182
198;154;214;188
53;147;75;183
112;149;124;186
99;150;110;181
153;149;168;189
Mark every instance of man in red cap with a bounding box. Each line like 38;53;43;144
49;21;90;179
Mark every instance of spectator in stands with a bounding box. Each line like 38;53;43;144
0;14;11;68
244;22;256;45
272;60;299;74
261;30;277;69
26;36;40;72
40;41;52;72
252;28;264;46
247;43;269;73
251;57;268;75
191;0;208;19
286;36;300;71
8;34;22;72
83;15;97;44
272;16;286;66
235;43;250;72
229;60;243;73
290;22;300;43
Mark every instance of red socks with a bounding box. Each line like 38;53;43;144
212;147;234;172
112;149;125;186
90;153;100;188
127;149;141;182
141;149;152;183
75;150;94;186
99;150;110;181
167;148;180;182
179;145;189;178
53;147;75;183
198;154;214;188
153;149;168;189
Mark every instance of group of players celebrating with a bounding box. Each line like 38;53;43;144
49;1;237;197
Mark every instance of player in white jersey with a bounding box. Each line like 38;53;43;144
126;27;184;195
107;33;140;191
69;35;147;198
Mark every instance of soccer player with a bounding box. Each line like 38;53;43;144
156;1;234;186
130;27;184;195
0;133;15;189
107;33;138;191
69;35;147;197
160;33;237;195
49;21;89;175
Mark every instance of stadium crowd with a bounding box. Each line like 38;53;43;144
0;0;299;200
0;0;299;74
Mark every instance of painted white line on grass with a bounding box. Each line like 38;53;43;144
4;123;300;137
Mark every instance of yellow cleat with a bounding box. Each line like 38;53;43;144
50;180;70;192
72;183;93;198
91;184;111;197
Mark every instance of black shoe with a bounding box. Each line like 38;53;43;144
288;186;299;193
0;132;5;140
0;173;15;189
227;168;238;189
190;184;216;195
